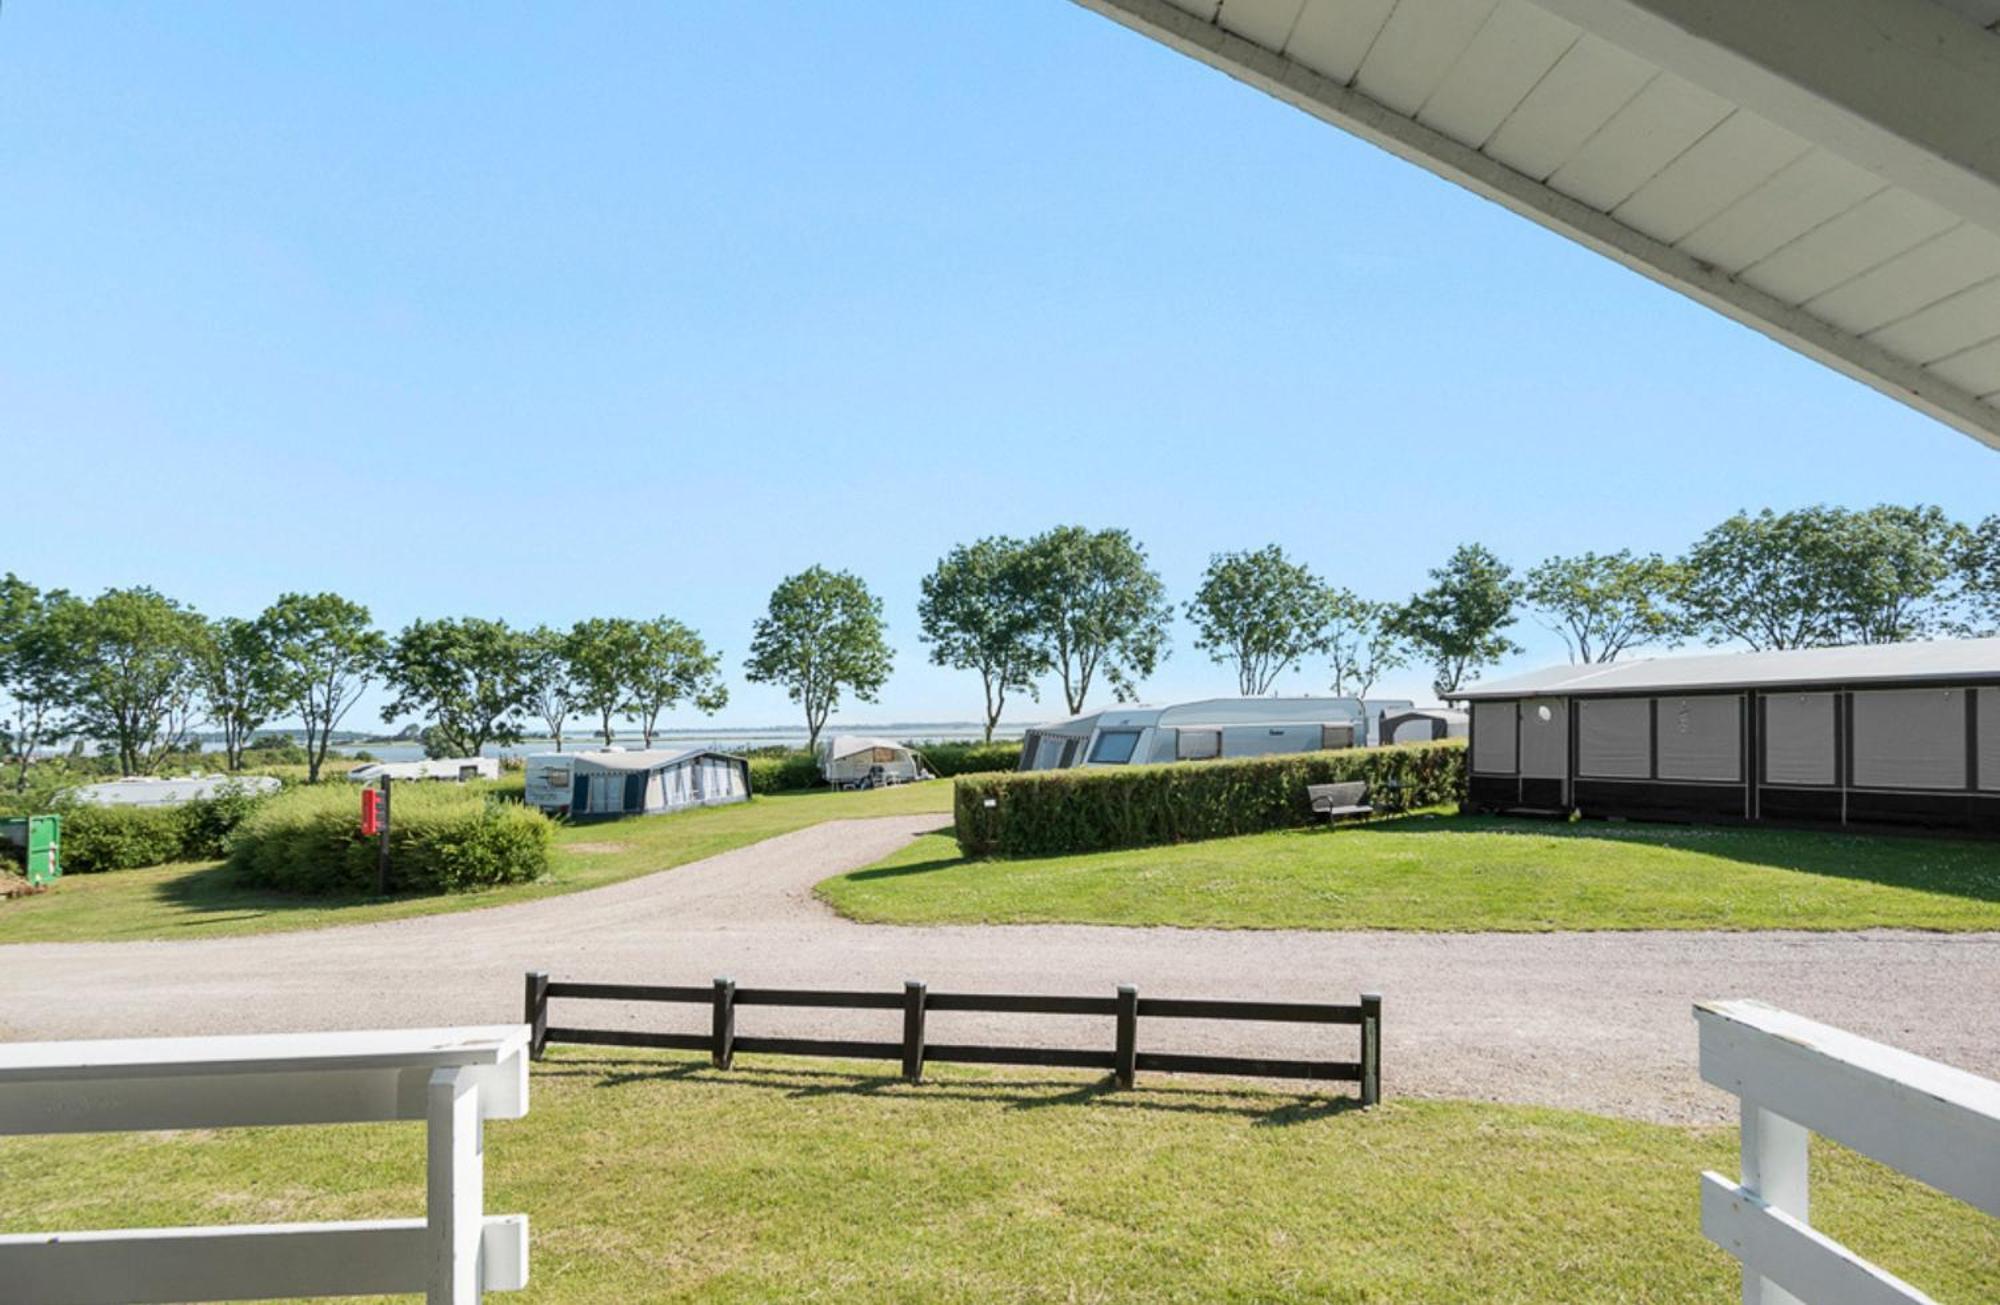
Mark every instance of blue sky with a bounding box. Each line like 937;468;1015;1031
5;3;1998;733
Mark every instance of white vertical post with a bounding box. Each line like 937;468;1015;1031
428;1066;484;1304
1739;1100;1809;1305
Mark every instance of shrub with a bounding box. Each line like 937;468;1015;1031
176;783;272;858
953;741;1467;858
748;751;822;794
54;805;189;874
918;741;1022;778
227;783;553;895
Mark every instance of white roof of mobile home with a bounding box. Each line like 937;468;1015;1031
69;774;282;807
1038;697;1384;731
821;736;915;761
1450;636;2000;700
1080;0;2000;452
530;747;742;773
347;757;498;782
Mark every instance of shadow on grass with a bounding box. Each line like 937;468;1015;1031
152;861;409;923
536;1054;1362;1126
846;810;2000;906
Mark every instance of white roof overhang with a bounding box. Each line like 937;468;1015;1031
1074;0;2000;450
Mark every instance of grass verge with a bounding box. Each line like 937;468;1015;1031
2;1052;1993;1302
1;784;950;944
819;812;2000;932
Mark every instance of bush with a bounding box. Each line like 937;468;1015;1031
227;783;553;895
748;751;823;794
52;805;189;874
953;741;1467;858
918;741;1022;777
50;782;273;873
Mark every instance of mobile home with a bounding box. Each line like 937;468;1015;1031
1017;696;1414;772
817;736;924;789
69;774;281;807
347;757;499;784
1451;637;2000;835
524;747;751;820
1378;707;1468;745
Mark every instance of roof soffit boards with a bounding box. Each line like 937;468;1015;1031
1072;0;2000;450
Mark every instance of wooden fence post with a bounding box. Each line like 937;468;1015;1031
1114;985;1138;1089
524;972;549;1062
712;977;736;1070
1359;992;1382;1107
902;980;927;1082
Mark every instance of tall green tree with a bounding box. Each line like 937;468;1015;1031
522;625;578;752
918;537;1048;741
565;617;644;746
262;592;386;783
0;576;82;789
381;617;535;759
1325;594;1407;701
71;587;210;774
626;617;728;748
1964;513;2000;634
1184;545;1337;697
198;616;286;771
1680;505;1968;649
1393;544;1523;698
744;566;893;752
1524;550;1687;664
1020;526;1172;715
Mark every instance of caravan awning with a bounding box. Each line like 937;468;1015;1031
1076;0;2000;450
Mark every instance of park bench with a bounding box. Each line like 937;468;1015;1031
1307;781;1372;827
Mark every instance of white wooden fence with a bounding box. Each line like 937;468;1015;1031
0;1026;532;1304
1697;999;2000;1305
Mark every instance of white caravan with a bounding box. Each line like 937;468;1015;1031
1017;697;1413;772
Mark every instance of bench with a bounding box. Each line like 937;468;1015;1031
1307;782;1372;827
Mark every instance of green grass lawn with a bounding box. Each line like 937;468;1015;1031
819;813;2000;932
0;784;951;944
2;1052;1992;1302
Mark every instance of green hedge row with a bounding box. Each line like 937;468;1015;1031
226;783;553;895
54;785;272;874
952;741;1467;858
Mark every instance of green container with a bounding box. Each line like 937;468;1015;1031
0;813;60;886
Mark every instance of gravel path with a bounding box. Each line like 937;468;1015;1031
4;813;1997;1124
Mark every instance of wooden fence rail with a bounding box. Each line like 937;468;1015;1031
526;972;1381;1102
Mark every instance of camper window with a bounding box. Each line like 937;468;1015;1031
1176;729;1221;761
1088;730;1142;764
870;747;898;763
543;766;571;788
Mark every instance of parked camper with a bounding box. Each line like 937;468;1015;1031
69;774;281;808
1017;697;1414;772
1379;708;1468;745
818;736;925;790
1451;637;2000;835
523;748;751;819
347;757;499;784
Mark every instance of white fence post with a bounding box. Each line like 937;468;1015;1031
1697;999;2000;1305
0;1026;531;1304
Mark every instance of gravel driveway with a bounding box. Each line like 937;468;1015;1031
4;813;1997;1124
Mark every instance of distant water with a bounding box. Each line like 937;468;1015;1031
339;725;1026;764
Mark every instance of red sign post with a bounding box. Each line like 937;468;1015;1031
360;789;381;837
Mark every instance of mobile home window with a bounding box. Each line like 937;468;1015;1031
1088;730;1142;764
1656;696;1741;782
543;766;571;789
1471;702;1517;774
1576;698;1650;778
1176;729;1221;761
1852;689;1965;790
1763;693;1835;786
1319;724;1354;750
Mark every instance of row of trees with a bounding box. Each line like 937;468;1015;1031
916;506;2000;715
8;505;1997;779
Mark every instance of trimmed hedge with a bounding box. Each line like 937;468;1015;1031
227;783;553;895
952;741;1467;858
55;784;273;874
921;741;1023;778
747;752;823;794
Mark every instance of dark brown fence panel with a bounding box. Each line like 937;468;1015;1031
526;972;1383;1102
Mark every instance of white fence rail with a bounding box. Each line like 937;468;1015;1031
1697;999;2000;1305
0;1026;532;1304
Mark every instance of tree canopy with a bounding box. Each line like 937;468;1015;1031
70;587;209;775
918;537;1048;742
262;592;386;783
1524;550;1687;664
381;617;536;759
1185;546;1338;697
1393;544;1522;697
626;617;728;748
1324;594;1407;701
1019;526;1172;715
744;566;892;751
198;616;286;771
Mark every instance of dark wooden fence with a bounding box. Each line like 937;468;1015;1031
525;972;1382;1103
